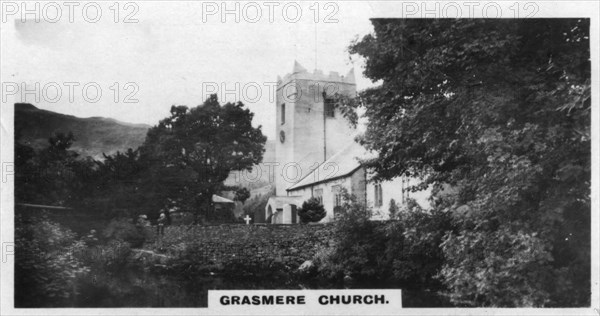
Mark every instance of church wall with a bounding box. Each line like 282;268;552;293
350;167;367;205
283;170;432;223
291;79;326;187
274;82;297;195
288;79;357;190
274;66;357;196
270;63;436;225
321;81;357;160
366;176;432;220
288;171;368;223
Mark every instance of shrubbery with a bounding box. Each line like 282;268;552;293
392;199;453;285
314;192;383;280
346;19;591;307
103;218;145;248
14;214;146;307
298;198;326;223
78;240;132;272
314;190;452;288
15;215;90;307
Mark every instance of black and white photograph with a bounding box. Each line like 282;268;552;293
1;1;598;314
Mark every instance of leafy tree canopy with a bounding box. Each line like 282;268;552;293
346;19;590;307
234;187;251;205
140;94;267;220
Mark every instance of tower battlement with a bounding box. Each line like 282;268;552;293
274;60;358;196
278;60;355;86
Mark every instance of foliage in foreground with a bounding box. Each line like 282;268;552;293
314;191;452;288
102;218;145;248
346;19;591;306
14;215;89;307
14;215;144;307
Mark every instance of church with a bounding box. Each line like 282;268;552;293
264;61;431;224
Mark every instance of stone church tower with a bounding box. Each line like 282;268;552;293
274;61;357;195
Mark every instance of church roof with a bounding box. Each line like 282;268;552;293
286;142;373;191
212;194;235;204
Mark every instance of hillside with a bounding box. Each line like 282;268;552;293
15;103;150;159
224;140;276;190
14;104;277;186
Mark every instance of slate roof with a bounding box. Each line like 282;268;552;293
212;194;235;204
286;142;373;191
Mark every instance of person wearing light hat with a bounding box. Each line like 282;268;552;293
157;211;167;235
137;214;148;226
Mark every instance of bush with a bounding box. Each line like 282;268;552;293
314;190;385;280
440;228;554;307
391;199;453;286
234;187;251;204
77;240;132;272
15;215;90;307
314;190;452;288
298;198;326;223
103;218;145;247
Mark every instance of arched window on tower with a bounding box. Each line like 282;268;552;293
281;103;286;124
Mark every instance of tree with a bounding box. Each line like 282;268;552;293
234;187;251;205
347;19;590;306
91;148;149;217
298;198;326;223
15;131;97;206
139;94;267;222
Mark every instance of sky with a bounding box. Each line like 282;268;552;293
2;1;382;139
2;1;597;140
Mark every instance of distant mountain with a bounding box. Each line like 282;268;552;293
262;139;276;164
224;140;276;190
15;103;150;159
14;104;278;180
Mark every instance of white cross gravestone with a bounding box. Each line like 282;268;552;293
243;215;252;225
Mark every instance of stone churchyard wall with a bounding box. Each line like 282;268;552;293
141;224;334;274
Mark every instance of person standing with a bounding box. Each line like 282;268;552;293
157;211;167;236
